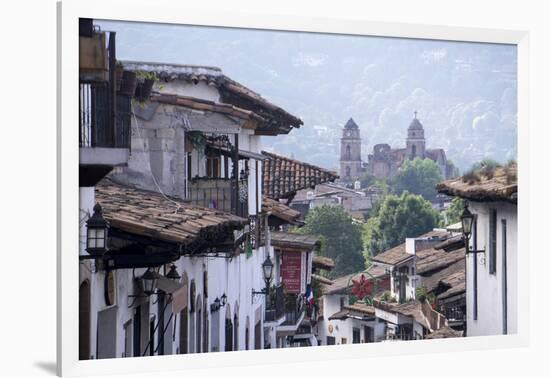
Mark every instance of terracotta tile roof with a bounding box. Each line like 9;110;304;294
416;248;465;275
262;196;302;225
437;271;466;300
270;231;320;250
95;180;247;245
371;243;411;266
374;300;431;330
434;235;464;252
152;93;264;125
371;230;449;266
312;274;333;286
328;301;376;321
421;259;465;293
322;265;388;295
312;255;335;271
121;60;303;135
262;151;339;200
437;163;517;203
425;326;463;339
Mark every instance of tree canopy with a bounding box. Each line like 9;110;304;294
442;197;465;226
299;204;365;278
363;191;441;257
391;158;443;201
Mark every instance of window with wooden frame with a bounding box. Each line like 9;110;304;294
489;209;497;275
206;151;221;178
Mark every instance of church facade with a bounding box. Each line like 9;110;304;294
339;114;453;184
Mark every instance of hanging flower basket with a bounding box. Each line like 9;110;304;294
134;71;158;101
119;70;137;96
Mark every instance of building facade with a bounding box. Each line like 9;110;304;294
437;163;518;336
366;113;453;180
78;42;339;359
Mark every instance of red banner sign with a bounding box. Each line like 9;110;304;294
281;252;302;294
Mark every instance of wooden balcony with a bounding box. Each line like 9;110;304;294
79;30;130;187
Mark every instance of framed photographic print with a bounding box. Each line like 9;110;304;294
58;1;529;376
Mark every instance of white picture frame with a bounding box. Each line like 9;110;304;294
57;1;529;376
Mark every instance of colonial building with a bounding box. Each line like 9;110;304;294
316;265;389;345
339;118;366;184
290;182;376;222
437;163;517;336
365;113;454;180
368;229;465;340
78;45;339;360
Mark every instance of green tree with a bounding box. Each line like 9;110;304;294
300;205;365;278
392;158;443;201
442;197;465;226
363;192;441;257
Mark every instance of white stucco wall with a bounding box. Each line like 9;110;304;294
466;201;517;336
317;294;385;345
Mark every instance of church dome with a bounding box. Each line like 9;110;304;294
344;118;359;130
408;112;424;130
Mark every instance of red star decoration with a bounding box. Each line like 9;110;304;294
351;274;369;300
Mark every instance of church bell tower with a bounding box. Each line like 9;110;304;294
340;118;363;183
406;111;426;160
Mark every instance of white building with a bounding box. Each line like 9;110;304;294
437;163;518;336
314;265;389;345
79;54;338;359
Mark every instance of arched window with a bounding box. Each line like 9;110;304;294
411;145;417;159
345;145;351;160
79;280;91;360
345;166;351;178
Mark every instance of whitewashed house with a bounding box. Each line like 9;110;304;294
437;163;518;336
316;266;389;345
78;20;131;360
369;230;459;340
79;55;338;359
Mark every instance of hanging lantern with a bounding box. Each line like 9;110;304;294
86;203;109;257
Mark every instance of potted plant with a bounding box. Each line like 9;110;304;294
119;70;138;96
135;71;158;101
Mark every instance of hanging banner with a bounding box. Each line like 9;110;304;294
281;251;302;294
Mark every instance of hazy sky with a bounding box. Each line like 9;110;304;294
97;20;517;171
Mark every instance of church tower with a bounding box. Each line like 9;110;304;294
340;118;363;183
406;112;426;160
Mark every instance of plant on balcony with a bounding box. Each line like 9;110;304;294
135;71;158;102
119;70;138;97
187;131;207;160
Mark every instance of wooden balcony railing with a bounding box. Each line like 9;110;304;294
188;178;248;217
265;284;285;322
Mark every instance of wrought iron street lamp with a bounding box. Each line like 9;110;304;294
166;264;181;281
211;297;222;312
460;202;484;255
86;203;109;257
262;255;274;286
461;203;474;240
252;255;275;300
141;268;162;296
